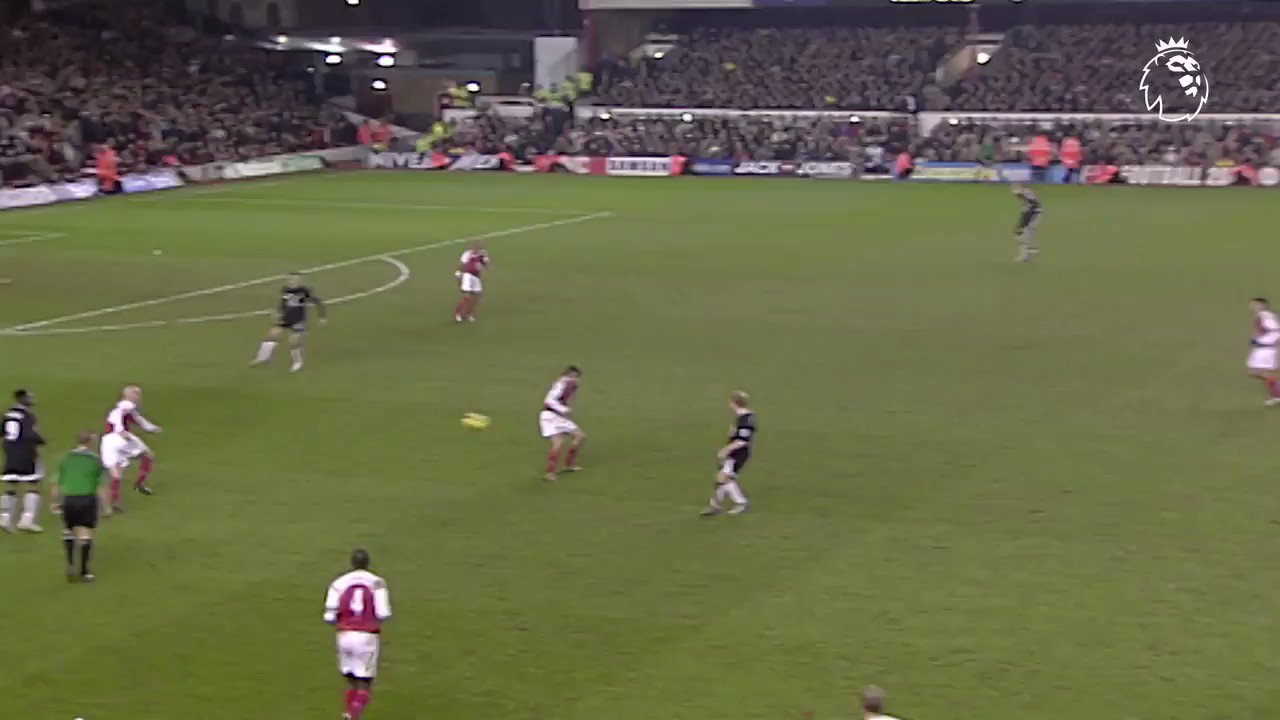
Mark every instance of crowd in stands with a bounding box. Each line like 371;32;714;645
440;110;1280;170
0;0;354;187
594;19;1280;114
949;22;1280;113
923;118;1280;167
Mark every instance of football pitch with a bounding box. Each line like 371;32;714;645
2;172;1279;720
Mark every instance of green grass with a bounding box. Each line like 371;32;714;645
2;172;1279;720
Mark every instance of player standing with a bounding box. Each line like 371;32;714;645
2;388;47;533
1011;182;1043;263
701;390;755;517
1247;297;1280;406
101;385;162;512
49;432;107;581
453;241;489;322
538;365;585;482
324;548;392;720
251;272;328;372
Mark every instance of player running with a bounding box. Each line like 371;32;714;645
1247;297;1280;406
324;548;392;720
251;272;327;372
701;390;755;517
2;388;47;533
539;365;585;482
1011;182;1043;263
453;242;489;322
101;385;162;512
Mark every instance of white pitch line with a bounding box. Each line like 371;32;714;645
178;196;606;216
4;256;412;337
0;231;67;247
0;211;611;334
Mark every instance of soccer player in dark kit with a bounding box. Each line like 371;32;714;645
2;388;47;533
701;390;756;517
251;272;328;372
1011;182;1044;263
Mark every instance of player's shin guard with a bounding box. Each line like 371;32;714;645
136;455;153;488
254;340;277;362
351;689;371;718
108;473;122;505
1264;377;1279;398
80;539;93;576
564;441;581;469
0;490;15;529
454;296;469;319
724;481;748;506
19;491;39;526
545;448;560;474
62;533;75;566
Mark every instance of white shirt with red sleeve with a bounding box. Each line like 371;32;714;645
104;400;158;437
1255;310;1280;346
324;569;392;633
542;376;577;416
460;249;489;277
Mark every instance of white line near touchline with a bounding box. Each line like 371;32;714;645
178;196;606;216
3;257;412;336
0;211;612;335
0;231;67;247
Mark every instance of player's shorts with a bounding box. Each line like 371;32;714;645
1017;211;1042;235
62;495;99;529
100;434;150;469
538;411;579;438
336;631;381;680
1;455;42;482
278;314;307;333
1247;347;1279;371
720;453;750;478
460;273;483;293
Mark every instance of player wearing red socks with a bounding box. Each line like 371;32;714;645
1247;297;1280;407
324;549;392;720
538;365;586;482
100;385;163;513
453;242;489;322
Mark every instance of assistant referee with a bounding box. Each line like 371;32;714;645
49;432;107;582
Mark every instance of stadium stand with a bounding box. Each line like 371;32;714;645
947;22;1280;113
0;0;355;187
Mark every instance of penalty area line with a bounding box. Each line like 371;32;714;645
0;257;411;337
0;211;612;336
0;231;68;247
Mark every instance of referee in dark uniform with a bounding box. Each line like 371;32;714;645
49;432;106;582
2;388;46;533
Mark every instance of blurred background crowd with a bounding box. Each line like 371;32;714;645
1;0;1278;187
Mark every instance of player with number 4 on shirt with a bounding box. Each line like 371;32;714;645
324;548;392;720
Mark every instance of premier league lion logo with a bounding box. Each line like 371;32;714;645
1139;37;1209;123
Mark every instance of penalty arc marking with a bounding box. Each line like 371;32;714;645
0;256;411;337
0;212;612;337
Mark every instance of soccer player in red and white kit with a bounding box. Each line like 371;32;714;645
324;548;392;720
1246;297;1280;406
453;241;489;322
100;385;162;512
539;365;586;481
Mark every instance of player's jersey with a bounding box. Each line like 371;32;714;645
727;411;756;462
104;400;156;437
1254;310;1280;346
2;405;44;461
324;569;392;633
1016;189;1042;215
279;284;321;324
543;376;578;416
460;249;489;277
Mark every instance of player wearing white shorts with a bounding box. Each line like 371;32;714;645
1247;297;1280;406
453;242;490;322
324;548;392;720
539;365;585;482
100;385;162;513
